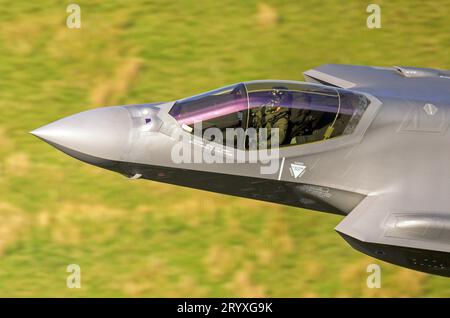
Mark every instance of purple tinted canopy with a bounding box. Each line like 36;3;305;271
169;81;358;126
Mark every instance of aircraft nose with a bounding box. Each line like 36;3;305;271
31;106;133;161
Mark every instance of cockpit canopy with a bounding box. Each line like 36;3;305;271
169;81;369;148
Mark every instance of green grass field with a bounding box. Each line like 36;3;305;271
0;0;449;297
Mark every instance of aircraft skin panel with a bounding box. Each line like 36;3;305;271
127;162;363;215
41;138;364;215
44;139;366;215
304;69;357;89
304;64;450;104
339;232;450;277
336;194;450;253
335;192;450;277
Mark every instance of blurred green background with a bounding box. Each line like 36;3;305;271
0;0;449;297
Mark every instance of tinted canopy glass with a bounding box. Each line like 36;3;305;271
169;81;369;148
169;84;247;129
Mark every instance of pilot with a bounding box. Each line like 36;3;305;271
289;109;323;144
290;110;348;144
251;88;290;148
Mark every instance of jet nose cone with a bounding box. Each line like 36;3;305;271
31;106;132;161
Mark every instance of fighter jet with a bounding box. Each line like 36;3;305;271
31;64;450;277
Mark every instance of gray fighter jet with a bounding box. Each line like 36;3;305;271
31;64;450;277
